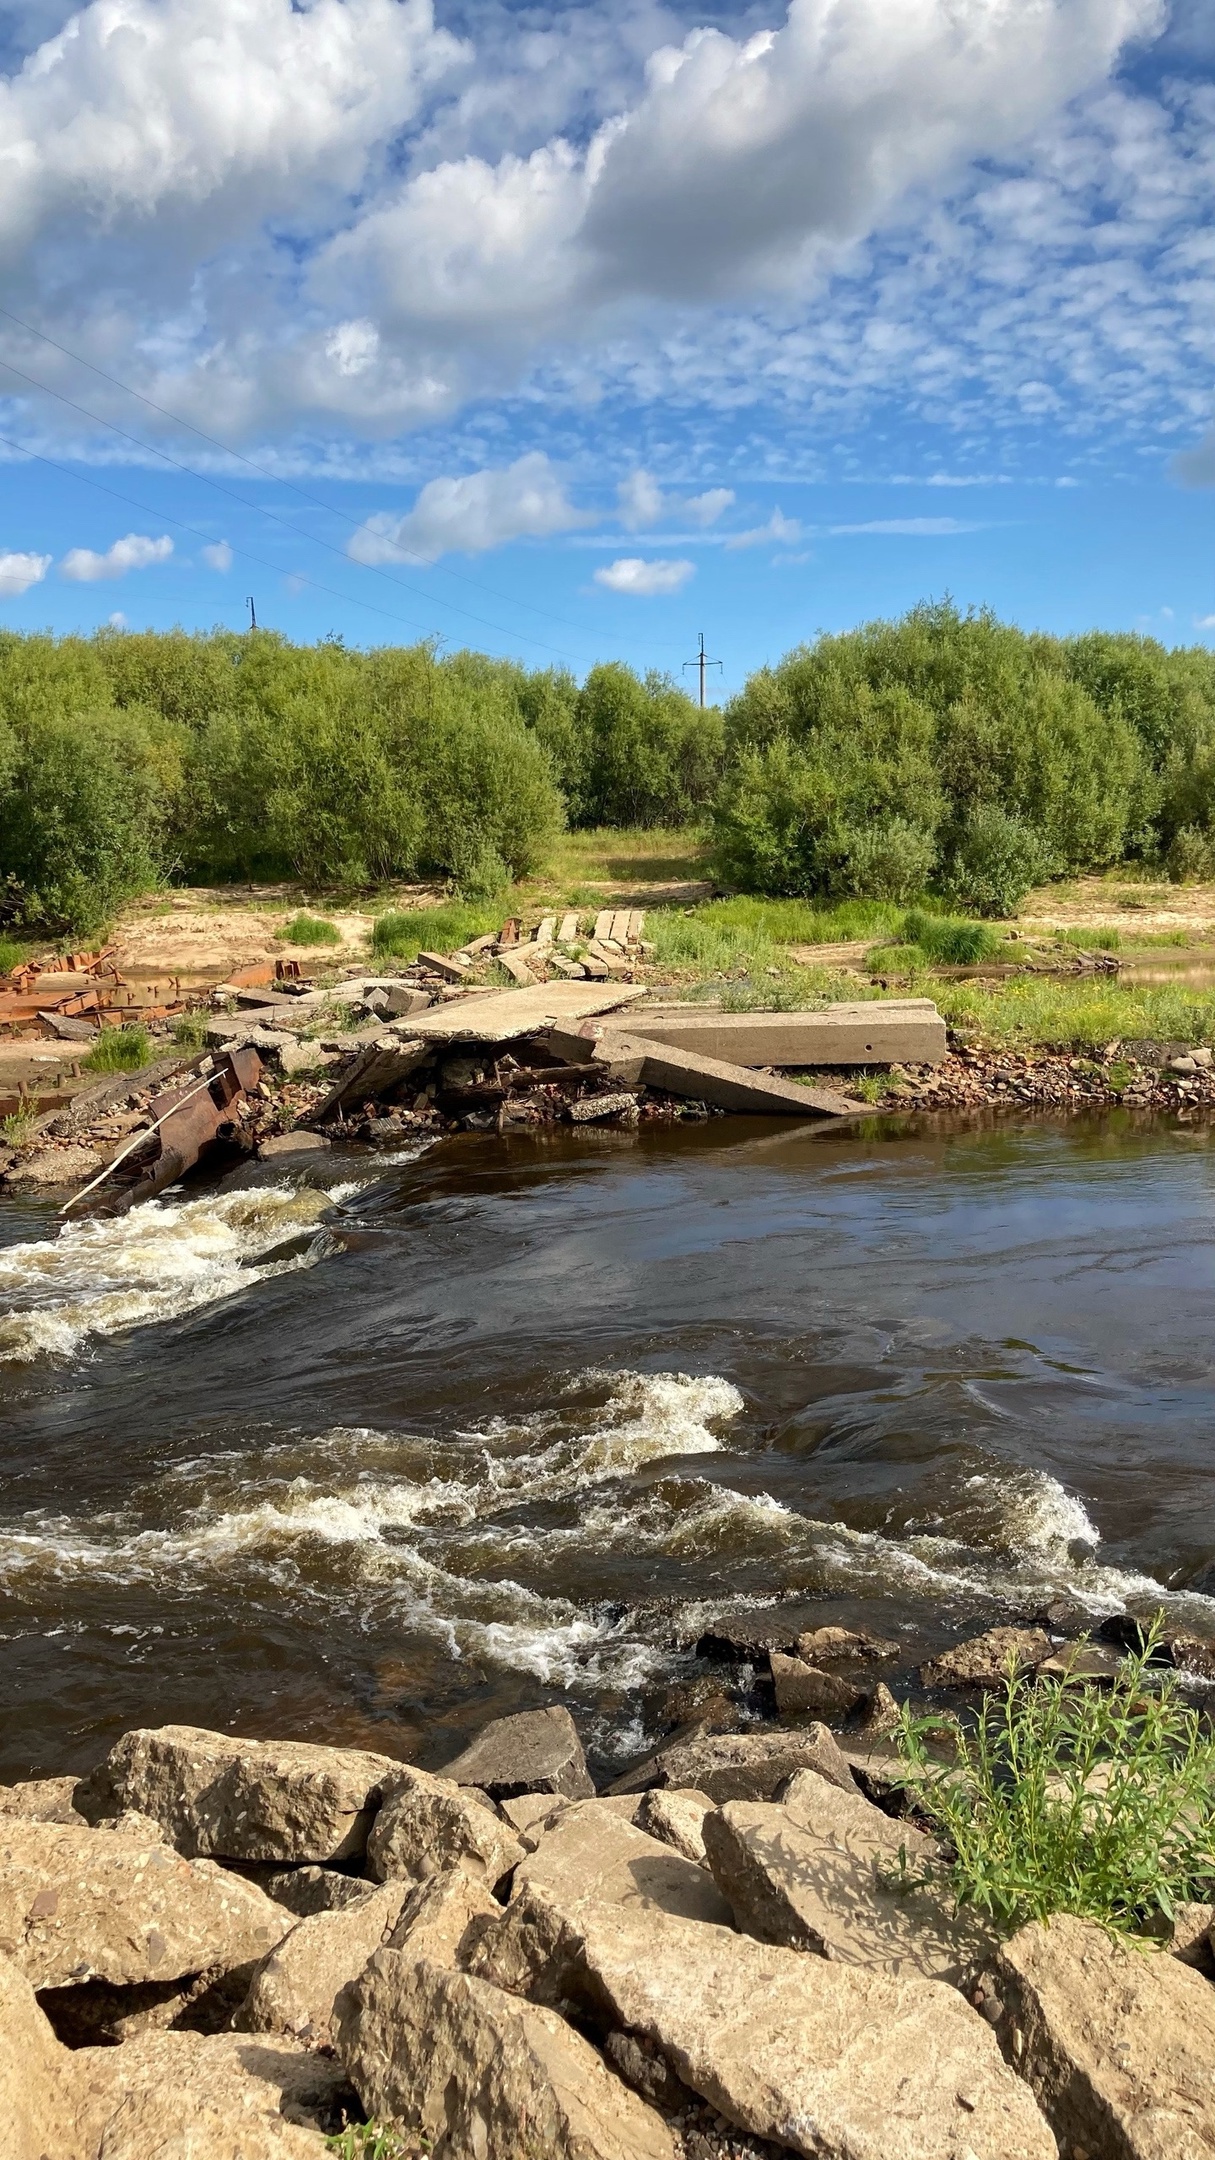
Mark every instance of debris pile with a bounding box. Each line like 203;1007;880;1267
0;948;191;1042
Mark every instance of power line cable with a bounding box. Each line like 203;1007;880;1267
0;302;617;647
0;353;594;662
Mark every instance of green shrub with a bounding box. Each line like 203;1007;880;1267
0;704;181;935
897;1623;1215;1938
901;910;1001;965
1165;825;1215;884
279;913;341;946
83;1025;151;1072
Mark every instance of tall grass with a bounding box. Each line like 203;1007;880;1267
83;1024;151;1072
278;912;341;946
897;1623;1215;1937
935;973;1215;1050
371;901;504;961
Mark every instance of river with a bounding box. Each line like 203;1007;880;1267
2;1112;1214;1783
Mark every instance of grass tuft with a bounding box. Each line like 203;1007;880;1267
901;910;1002;966
279;912;341;947
897;1620;1215;1938
371;901;504;961
83;1024;151;1073
326;2124;423;2160
0;936;28;977
172;1009;209;1049
1;1107;38;1145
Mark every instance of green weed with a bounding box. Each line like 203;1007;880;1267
278;912;341;946
1;1107;38;1145
901;910;1002;966
1058;925;1123;951
371;900;504;961
0;937;27;976
326;2124;424;2160
933;972;1215;1051
172;1009;209;1048
83;1025;151;1073
897;1621;1215;1938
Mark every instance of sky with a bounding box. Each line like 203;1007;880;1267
1;0;1214;696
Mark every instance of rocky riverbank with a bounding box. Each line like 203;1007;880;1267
6;1618;1215;2160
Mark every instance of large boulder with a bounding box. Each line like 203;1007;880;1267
702;1788;993;1985
366;1766;524;1888
238;1881;412;2043
769;1653;863;1720
987;1911;1215;2158
387;1870;501;1965
920;1628;1051;1690
512;1801;733;1928
0;1953;91;2160
83;2028;345;2157
249;1865;381;1918
0;1816;289;1988
439;1708;594;1802
472;1891;1056;2160
76;1725;404;1863
795;1626;901;1664
608;1723;858;1801
0;1776;85;1824
635;1789;713;1866
336;1951;675;2160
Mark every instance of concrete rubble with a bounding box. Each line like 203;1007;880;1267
10;1677;1215;2158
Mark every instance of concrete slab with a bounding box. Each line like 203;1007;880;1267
401;983;645;1043
593;1033;864;1118
617;1001;946;1067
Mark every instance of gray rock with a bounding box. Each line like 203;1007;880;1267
795;1625;901;1664
0;1817;289;1989
769;1652;864;1720
238;1881;410;2043
610;1721;859;1801
920;1627;1052;1690
85;2026;344;2156
439;1706;594;1802
247;1865;379;1919
257;1131;331;1159
512;1800;733;1928
0;1775;85;1824
988;1910;1215;2158
855;1680;903;1736
703;1790;992;1985
473;1891;1056;2160
366;1765;524;1889
335;1952;676;2160
76;1724;404;1863
387;1869;501;1966
635;1788;713;1866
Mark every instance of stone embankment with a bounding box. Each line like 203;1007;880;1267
5;1635;1215;2160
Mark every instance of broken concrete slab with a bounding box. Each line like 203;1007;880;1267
620;1000;948;1067
609;1722;859;1801
769;1652;864;1719
702;1794;991;1985
386;1869;501;1967
310;1037;429;1119
238;1881;411;2043
921;1626;1052;1690
76;1724;405;1863
473;1892;1056;2160
402;981;645;1043
335;1951;676;2160
365;1765;524;1888
438;1706;594;1803
987;1910;1215;2159
587;1029;865;1118
0;1816;289;1988
511;1801;733;1927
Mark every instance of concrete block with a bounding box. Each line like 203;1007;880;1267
619;1002;946;1068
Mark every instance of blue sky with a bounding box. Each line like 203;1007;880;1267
1;0;1214;697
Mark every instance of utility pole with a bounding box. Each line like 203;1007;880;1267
683;631;722;710
246;595;257;630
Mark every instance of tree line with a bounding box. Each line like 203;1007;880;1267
2;604;1215;931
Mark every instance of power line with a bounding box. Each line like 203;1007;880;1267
0;302;614;649
0;352;593;663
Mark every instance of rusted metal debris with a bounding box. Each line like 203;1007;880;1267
61;1048;263;1216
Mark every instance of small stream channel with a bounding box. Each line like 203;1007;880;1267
2;1110;1215;1782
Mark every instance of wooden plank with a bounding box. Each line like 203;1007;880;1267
626;910;645;942
585;940;634;978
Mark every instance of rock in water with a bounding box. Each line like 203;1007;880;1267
472;1891;1056;2160
920;1628;1051;1690
988;1911;1215;2158
769;1653;864;1719
77;1724;406;1863
366;1766;524;1888
438;1706;595;1801
0;1817;289;1988
336;1951;676;2160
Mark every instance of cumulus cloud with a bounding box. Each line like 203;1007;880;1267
617;469;734;530
60;532;173;581
349;451;591;561
0;548;51;595
593;556;694;594
725;509;802;549
202;540;233;571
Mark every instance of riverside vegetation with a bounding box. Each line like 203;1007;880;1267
8;603;1215;937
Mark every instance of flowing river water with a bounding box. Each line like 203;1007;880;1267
3;1111;1215;1783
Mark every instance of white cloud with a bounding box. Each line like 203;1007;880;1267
60;532;173;581
1196;614;1215;629
349;451;591;561
685;487;734;527
202;540;233;571
725;510;802;550
617;469;735;532
0;549;50;595
593;556;695;595
830;517;981;535
108;611;127;627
